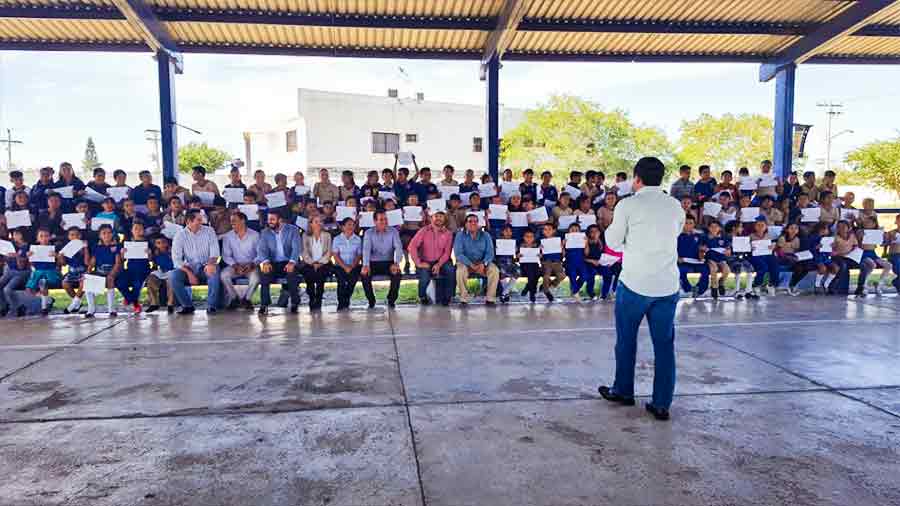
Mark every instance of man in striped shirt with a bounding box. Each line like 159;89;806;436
171;209;222;315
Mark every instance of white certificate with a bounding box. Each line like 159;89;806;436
294;216;309;232
527;207;549;222
500;182;520;196
162;221;183;239
740;207;761;222
739;176;758;191
496;239;516;256
459;192;473;207
397;151;414;166
599;253;620;266
862;229;884;245
386;209;404;227
541;237;562;255
427;199;446;213
578;214;597;227
0;240;15;256
615;180;633;196
563;185;581;200
223;188;245;204
108;186;130;203
379;191;396;202
358;212;375;228
732;236;752;253
846;247;864;264
91;217;116;231
719;212;736;225
510;212;529;227
800;207;821;222
681;258;704;264
703;202;722;217
55;185;74;199
478;183;497;198
466;211;486;227
62;213;87;230
5;210;31;229
84;186;106;203
124;241;149;260
293;185;310;196
758;175;778;187
768;225;783;240
335;206;357;221
440;186;459;200
265;191;286;208
819;237;835;253
30;245;56;263
795;250;814;261
61;240;85;259
403;206;423;222
488;204;508;221
83;274;107;294
557;215;577;230
751;239;772;256
840;208;859;221
565;232;586;249
237;204;259;219
519;247;540;263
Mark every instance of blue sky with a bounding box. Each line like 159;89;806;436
1;51;899;173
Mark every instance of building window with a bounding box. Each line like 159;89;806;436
473;137;483;153
372;132;400;154
405;133;418;143
285;130;297;152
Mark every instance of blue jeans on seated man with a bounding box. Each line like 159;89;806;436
171;264;221;310
612;282;679;410
417;262;455;304
678;263;709;294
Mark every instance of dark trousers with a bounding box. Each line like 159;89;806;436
520;263;541;297
750;255;779;287
115;264;151;305
361;261;401;304
302;263;329;308
416;262;455;304
259;262;300;307
678;263;709;294
789;259;816;287
333;265;361;308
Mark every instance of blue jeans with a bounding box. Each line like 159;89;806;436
749;255;779;287
417;262;455;304
115;264;151;305
171;266;221;309
565;259;589;296
612;282;679;410
678;263;709;294
891;254;900;291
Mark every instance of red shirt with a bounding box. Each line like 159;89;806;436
408;225;453;267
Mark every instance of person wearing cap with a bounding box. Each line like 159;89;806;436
131;170;162;211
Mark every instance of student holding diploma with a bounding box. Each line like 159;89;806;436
116;222;152;313
563;223;588;302
857;216;894;295
24;228;61;316
539;223;566;302
60;227;88;314
676;216;709;297
0;229;31;317
888;214;900;294
494;225;518;303
516;229;542;303
831;220;868;297
748;218;779;297
85;224;122;318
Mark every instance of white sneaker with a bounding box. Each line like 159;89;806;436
788;286;800;296
572;293;582;303
767;286;776;296
680;290;692;298
875;284;885;296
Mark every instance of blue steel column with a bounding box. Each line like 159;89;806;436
485;54;500;183
157;50;178;181
773;64;795;179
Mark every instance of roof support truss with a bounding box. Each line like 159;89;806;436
108;0;183;72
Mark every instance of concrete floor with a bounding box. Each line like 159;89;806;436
0;295;898;505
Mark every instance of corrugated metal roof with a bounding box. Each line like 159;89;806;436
0;17;138;41
510;31;798;56
147;0;504;17
817;35;900;56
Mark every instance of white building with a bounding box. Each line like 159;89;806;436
244;88;526;179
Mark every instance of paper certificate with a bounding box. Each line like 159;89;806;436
91;217;115;231
819;237;834;253
358;212;375;228
61;240;85;259
108;186;130;203
439;186;458;201
740;207;760;222
527;207;549;222
599;253;620;266
795;250;814;261
703;202;722;217
223;188;245;204
459;192;473;207
293;185;310;196
237;204;259;219
427;199;446;213
557;215;577;230
719;212;736;225
265;192;286;208
0;240;15;256
732;236;752;253
403;206;424;222
62;213;87;230
84;186;106;203
500;182;520;196
162;221;183;239
30;245;56;263
578;214;597;227
751;239;772;256
397;151;414;166
681;258;704;265
562;185;581;200
616;180;633;196
124;241;149;260
846;247;864;264
840;208;858;220
55;185;74;199
478;183;498;198
519;247;540;263
862;229;884;245
739;177;758;191
541;237;562;254
510;212;528;227
758;175;778;187
294;216;309;232
767;225;783;240
5;210;31;229
496;239;516;256
335;206;357;221
488;204;508;221
466;211;486;227
565;232;586;249
386;209;404;227
83;274;107;294
800;207;821;222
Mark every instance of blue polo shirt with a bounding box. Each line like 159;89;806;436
678;232;703;260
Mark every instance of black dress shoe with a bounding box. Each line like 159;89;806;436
258;305;268;316
420;296;432;306
367;299;376;309
598;386;636;406
645;403;670;421
146;305;160;313
206;307;217;315
176;307;195;315
290;305;299;313
167;305;175;314
485;300;496;306
387;301;396;309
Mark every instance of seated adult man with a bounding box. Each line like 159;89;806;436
220;211;260;310
408;210;455;306
361;210;403;308
171;209;222;315
256;210;302;314
452;214;500;305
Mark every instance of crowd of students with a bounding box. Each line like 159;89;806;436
0;157;897;318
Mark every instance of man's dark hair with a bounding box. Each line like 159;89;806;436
113;169;126;178
633;157;665;186
339;217;355;227
443;164;454;171
93;168;105;176
185;209;204;222
192;165;206;175
139;170;151;177
373;210;387;220
9;170;23;179
232;212;248;223
679;165;691;173
541;171;552;178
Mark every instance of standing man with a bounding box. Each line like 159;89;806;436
598;157;685;421
452;214;500;306
313;169;340;205
408;211;455;306
361;211;403;308
256;210;302;315
171;209;223;315
220;212;260;310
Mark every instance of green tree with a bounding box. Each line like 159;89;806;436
500;95;679;182
178;142;231;175
676;113;773;169
82;137;101;174
844;137;900;200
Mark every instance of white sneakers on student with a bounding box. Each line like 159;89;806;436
679;290;692;298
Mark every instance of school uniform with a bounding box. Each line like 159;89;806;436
677;232;709;294
130;184;163;208
537;185;558;207
0;244;31;313
116;240;151;305
146;251;175;307
540;249;566;292
517;243;542;300
63;245;88;286
519;182;538;202
564;239;589;297
54;177;85;213
693;179;717;202
748;233;779;289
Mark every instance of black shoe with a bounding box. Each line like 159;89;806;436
146;305;160;313
206;307;217;315
500;295;510;304
458;300;468;307
718;286;726;297
258;306;268;316
544;290;555;302
16;306;26;318
645;403;670;421
84;312;95;319
485;300;496;306
109;311;118;318
40;308;50;316
176;307;195;315
290;305;299;313
598;386;636;406
520;288;528;297
420;296;432;306
227;299;240;310
367;299;376;309
167;305;175;314
529;293;536;303
711;290;718;300
241;299;254;310
440;300;450;307
387;301;396;309
0;308;7;318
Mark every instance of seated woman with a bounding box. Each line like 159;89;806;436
301;216;332;311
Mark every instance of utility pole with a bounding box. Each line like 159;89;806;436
144;129;161;176
817;102;843;172
0;128;23;171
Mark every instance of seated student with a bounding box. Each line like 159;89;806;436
6;170;31;211
703;221;730;299
61;227;88;314
551;192;574;227
563;222;589;302
516;229;542;303
145;235;175;313
94;197;120;232
130;170;162;213
775;222;805;295
888;214;900;293
162;177;190;208
408;211;455;306
539;222;566;302
164;195;186;227
331;217;363;311
301;216;332;311
29;166;56;213
670;165;694;200
55;162;85;213
724;221;756;299
248;170;272;204
819;169;839;197
523;199;549;239
190;165;220;203
736;166;753;199
21;228;61;316
582;224;603;301
858;215;894;295
85;224;121;318
597;192;617;230
493;225;518;303
680;195;699;224
758;196;783;226
748;217;779;297
110;169;132;196
805;222;839;294
0;229;31;317
677;216;709;297
693;165;717;203
573;195;594;219
859;197;879;224
400;193;425;274
115;221;152;313
36;192;65;246
458;169;478;195
143;196;164;238
818;192;839;228
519;169;538;202
830;220;866;296
118;199;146;241
715;170;737;200
486;194;508;239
